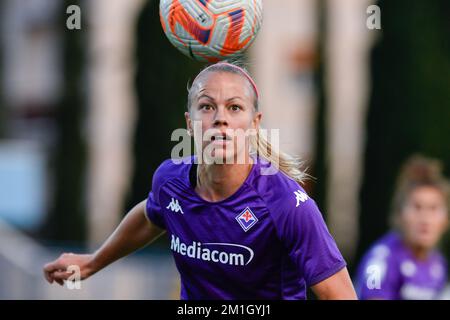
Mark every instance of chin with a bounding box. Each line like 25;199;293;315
202;144;247;164
415;237;437;250
203;149;229;164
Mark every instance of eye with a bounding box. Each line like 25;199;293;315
230;105;242;112
200;104;213;111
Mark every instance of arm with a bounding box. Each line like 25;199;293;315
43;199;165;285
311;267;357;300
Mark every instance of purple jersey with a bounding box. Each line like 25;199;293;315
355;232;448;300
145;155;346;299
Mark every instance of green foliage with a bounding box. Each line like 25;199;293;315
126;0;203;210
41;0;87;243
357;0;450;262
311;0;328;217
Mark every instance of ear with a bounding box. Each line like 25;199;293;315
252;111;262;129
185;112;193;135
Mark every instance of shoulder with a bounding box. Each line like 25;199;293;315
358;232;400;276
362;232;399;261
356;233;404;283
152;155;193;193
431;250;448;269
249;158;318;220
431;252;448;285
356;233;403;299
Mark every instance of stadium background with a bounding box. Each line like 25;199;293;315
0;0;449;299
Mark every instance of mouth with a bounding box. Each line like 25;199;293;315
210;132;232;142
418;227;431;235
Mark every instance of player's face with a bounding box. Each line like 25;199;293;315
186;72;261;164
399;186;448;251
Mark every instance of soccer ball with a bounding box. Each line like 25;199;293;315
159;0;263;62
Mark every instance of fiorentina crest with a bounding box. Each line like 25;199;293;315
235;207;258;232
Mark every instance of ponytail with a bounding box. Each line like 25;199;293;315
250;128;309;185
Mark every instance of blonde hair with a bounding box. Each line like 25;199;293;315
391;154;450;226
187;61;308;184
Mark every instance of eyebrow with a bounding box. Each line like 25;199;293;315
197;95;244;102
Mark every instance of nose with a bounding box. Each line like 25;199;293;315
213;106;228;127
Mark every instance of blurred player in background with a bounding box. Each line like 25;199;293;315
43;61;356;299
355;155;449;299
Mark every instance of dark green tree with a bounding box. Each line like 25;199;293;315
127;0;202;211
0;2;4;137
312;0;328;216
357;0;450;262
41;0;86;244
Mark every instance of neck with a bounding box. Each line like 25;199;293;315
403;238;431;261
196;155;254;202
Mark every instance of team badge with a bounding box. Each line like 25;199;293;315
235;207;258;232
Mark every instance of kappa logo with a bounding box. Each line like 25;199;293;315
294;189;309;207
235;207;258;232
166;197;184;214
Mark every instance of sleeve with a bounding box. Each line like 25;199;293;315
271;189;347;287
144;159;173;230
145;190;165;229
354;246;400;300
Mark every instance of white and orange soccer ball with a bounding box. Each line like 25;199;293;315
159;0;263;62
